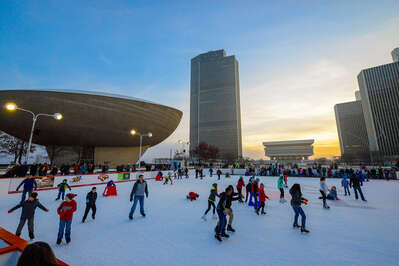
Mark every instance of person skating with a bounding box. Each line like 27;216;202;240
129;175;149;220
163;172;173;185
82;187;97;223
57;193;77;244
350;173;367;201
216;168;222;180
251;178;260;212
8;192;48;240
214;186;234;242
245;177;253;203
202;183;219;221
236;177;245;203
56;179;71;201
187;192;199;201
16;176;38;203
209;168;213;177
326;186;339;200
257;183;269;215
224;185;241;232
277;174;286;203
289;183;309;233
320;177;330;209
341;174;351;196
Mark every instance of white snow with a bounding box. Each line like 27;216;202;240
1;175;398;266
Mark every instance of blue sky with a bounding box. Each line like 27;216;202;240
1;0;398;160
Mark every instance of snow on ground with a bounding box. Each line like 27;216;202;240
1;175;399;266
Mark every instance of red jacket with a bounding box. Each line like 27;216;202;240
251;181;259;193
236;179;245;189
57;200;77;221
259;187;269;202
189;192;199;200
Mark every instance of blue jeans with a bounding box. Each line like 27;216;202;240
57;190;65;200
129;195;145;217
354;187;365;200
216;209;227;234
344;186;350;195
292;206;306;228
21;188;33;202
58;220;72;240
251;192;258;210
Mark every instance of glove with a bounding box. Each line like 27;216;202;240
8;210;12;213
45;209;49;212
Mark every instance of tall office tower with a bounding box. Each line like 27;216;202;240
392;48;399;62
190;50;242;160
334;99;370;162
358;59;399;159
355;90;361;101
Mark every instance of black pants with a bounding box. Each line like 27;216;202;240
204;201;216;215
237;188;243;201
279;188;284;198
260;202;265;213
320;190;327;207
245;191;250;202
16;217;34;235
82;203;96;222
354;186;366;200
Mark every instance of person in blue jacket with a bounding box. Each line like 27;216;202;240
16;176;38;203
341;174;350;196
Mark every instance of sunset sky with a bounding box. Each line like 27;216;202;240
0;1;398;160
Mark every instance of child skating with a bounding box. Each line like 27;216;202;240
202;183;219;220
8;192;48;240
257;183;269;215
236;177;245;203
320;177;330;209
56;179;71;201
57;193;77;244
82;187;97;223
278;174;286;203
289;183;309;233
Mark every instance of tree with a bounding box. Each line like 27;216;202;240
0;131;36;163
192;142;219;163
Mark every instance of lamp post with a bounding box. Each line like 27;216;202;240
130;129;152;168
4;103;63;163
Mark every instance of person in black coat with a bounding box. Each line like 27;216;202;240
8;192;48;240
82;187;97;223
214;186;234;242
289;184;309;233
350;174;367;201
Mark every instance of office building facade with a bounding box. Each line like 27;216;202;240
334;100;370;162
358;61;399;159
392;48;399;62
190;50;242;159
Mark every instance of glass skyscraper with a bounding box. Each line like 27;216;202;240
190;50;242;160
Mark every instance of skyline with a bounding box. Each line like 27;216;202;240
1;1;399;161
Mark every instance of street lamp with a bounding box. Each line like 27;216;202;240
177;140;190;167
130;129;152;168
4;102;63;163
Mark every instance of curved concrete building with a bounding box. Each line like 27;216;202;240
0;90;182;166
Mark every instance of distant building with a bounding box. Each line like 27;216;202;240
355;90;362;101
190;50;242;160
391;48;399;62
334;99;370;162
358;60;399;160
263;140;314;163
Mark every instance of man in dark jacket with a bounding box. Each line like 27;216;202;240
82;187;97;223
350;174;367;201
8;192;48;240
214;186;234;242
223;185;241;233
16;176;38;203
129;175;148;220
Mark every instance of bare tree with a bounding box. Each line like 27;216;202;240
0;131;36;163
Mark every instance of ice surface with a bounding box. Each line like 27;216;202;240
1;176;398;266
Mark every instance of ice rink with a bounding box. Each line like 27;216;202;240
1;175;398;266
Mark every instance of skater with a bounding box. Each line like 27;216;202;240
187;192;199;201
236;177;245;202
129;175;149;220
283;174;288;188
257;183;269;215
320;177;330;209
56;179;71;201
209;167;213;177
163;172;173;185
245;177;253;203
16;175;37;203
57;193;77;244
8;192;48;240
216;168;222;180
202;183;219;221
184;167;189;178
82;187;97;223
289;184;309;233
224;185;241;232
350;173;367;201
326;186;339;200
251;178;260;212
103;180;117;197
214;186;234;242
277;174;286;203
341;174;351;196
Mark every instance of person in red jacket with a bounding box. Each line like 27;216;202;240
56;193;77;245
251;177;260;212
236;177;245;202
187;192;199;201
257;183;269;215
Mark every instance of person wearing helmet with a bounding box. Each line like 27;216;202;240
202;183;219;221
